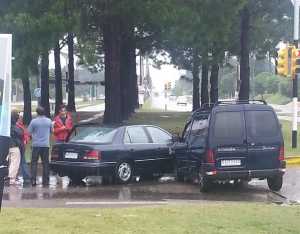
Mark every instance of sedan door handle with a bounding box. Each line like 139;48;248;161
130;148;135;152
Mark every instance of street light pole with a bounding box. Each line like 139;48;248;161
292;0;299;148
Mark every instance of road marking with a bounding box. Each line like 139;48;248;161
65;201;168;206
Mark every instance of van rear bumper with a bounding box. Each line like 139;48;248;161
203;161;286;180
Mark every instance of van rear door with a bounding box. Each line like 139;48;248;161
245;110;282;170
211;110;248;170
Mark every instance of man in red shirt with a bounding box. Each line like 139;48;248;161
53;105;73;143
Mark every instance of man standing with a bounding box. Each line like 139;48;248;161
28;107;52;186
53;104;73;143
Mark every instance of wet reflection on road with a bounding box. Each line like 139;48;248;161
2;167;299;208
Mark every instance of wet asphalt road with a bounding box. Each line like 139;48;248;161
2;166;300;208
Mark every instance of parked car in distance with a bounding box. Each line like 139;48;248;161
50;124;175;184
174;100;286;192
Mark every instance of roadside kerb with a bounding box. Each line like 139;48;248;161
286;156;300;165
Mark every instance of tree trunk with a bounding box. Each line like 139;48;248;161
120;27;131;120
129;30;138;111
201;54;209;106
67;33;76;112
121;24;137;119
40;51;50;117
21;67;32;125
103;18;122;124
192;49;200;111
239;5;250;101
210;60;219;104
54;41;63;115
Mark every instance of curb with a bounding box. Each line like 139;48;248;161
286;157;300;165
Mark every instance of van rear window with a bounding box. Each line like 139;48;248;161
213;112;244;139
246;111;278;138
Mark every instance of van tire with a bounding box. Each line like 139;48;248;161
199;173;211;192
267;175;283;191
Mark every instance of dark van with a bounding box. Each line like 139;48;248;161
174;101;286;192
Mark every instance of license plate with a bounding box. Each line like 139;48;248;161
221;159;241;167
65;152;78;159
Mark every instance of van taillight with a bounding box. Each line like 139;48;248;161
279;146;284;161
84;150;101;160
206;149;215;163
51;148;59;160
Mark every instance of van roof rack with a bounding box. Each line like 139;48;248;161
215;100;267;106
191;100;267;118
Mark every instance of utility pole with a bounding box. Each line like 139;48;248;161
292;0;299;148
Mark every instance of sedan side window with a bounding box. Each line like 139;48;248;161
126;127;150;144
124;131;131;144
146;127;172;143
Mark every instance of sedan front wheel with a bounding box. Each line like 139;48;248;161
116;161;133;184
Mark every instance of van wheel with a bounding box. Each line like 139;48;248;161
199;173;211;192
267;175;283;191
115;161;133;184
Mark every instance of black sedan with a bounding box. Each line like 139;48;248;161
50;123;175;184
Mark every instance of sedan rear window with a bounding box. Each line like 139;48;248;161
246;111;279;138
69;127;117;143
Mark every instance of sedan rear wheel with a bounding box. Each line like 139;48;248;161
116;162;133;184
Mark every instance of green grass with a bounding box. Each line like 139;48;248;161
126;111;189;134
0;204;300;234
255;94;291;105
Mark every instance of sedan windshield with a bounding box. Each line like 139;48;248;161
69;127;117;144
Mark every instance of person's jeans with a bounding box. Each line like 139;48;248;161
18;146;31;181
31;147;49;185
